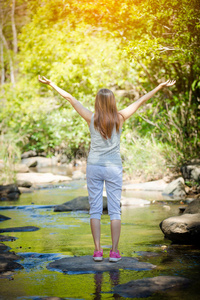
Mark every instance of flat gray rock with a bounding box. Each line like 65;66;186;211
17;172;71;185
47;255;156;274
54;196;107;212
0;226;40;233
113;276;190;298
122;180;167;191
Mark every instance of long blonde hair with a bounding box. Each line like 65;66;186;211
94;88;120;139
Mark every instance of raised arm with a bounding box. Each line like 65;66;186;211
119;80;176;121
38;76;93;125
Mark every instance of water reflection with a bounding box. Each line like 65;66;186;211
93;271;120;300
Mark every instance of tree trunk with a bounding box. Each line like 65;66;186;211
0;40;5;84
0;26;15;85
11;0;17;53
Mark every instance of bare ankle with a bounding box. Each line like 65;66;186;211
111;248;118;253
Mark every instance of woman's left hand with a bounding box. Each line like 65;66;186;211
159;79;176;88
38;75;52;85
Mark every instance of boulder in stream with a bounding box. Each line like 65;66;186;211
162;177;186;197
54;196;107;212
113;276;190;298
0;184;21;201
0;242;23;274
181;159;200;183
159;213;200;245
183;198;200;214
21;156;58;168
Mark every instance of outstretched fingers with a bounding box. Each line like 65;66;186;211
38;75;51;84
166;80;176;86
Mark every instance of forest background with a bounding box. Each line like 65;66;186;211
0;0;199;184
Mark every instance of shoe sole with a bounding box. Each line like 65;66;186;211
109;257;122;262
93;257;103;261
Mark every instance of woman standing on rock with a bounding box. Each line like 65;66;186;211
38;75;175;262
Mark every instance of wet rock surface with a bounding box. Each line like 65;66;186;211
113;276;190;298
0;235;17;242
35;297;65;300
47;255;156;274
160;213;200;244
0;226;40;233
184;198;200;214
0;184;21;201
54;196;107;212
0;241;23;274
0;214;11;222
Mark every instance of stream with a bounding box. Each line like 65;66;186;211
0;180;200;300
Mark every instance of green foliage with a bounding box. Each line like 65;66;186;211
1;23;136;156
0;132;22;184
1;0;200;180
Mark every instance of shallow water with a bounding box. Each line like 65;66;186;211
0;180;200;300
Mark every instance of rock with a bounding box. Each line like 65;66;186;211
54;196;107;212
0;259;23;273
21;156;58;168
0;185;21;201
18;187;34;194
0;226;40;233
0;214;11;222
181;162;200;183
0;250;22;261
21;157;38;167
179;207;186;213
17;180;32;188
21;150;37;159
122;179;167;191
159;213;200;244
72;170;85;180
120;197;150;206
17;172;71;185
47;255;156;274
14;163;29;173
0;241;23;274
162;177;186;197
0;235;17;242
0;242;10;252
184;198;200;214
36;297;65;300
113;276;190;298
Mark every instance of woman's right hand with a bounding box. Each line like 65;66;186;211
38;75;52;85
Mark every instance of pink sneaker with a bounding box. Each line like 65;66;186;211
109;250;121;262
93;249;103;261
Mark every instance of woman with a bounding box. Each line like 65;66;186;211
38;75;175;262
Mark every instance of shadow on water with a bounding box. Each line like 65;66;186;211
0;181;199;299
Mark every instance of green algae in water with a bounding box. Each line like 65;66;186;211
0;185;200;300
